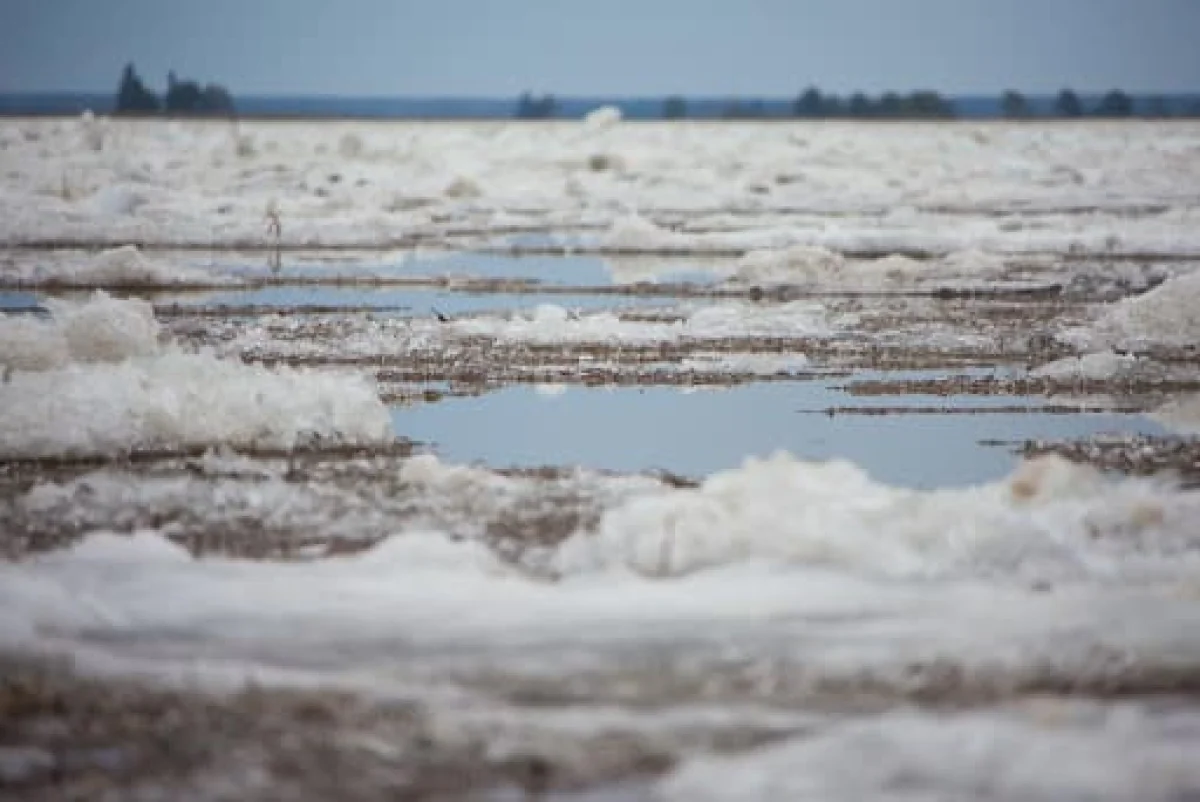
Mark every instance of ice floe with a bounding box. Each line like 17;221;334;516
0;245;230;288
0;290;160;370
451;301;833;343
1031;350;1142;380
556;451;1200;581
1086;268;1200;348
0;293;392;456
6;118;1199;253
660;704;1200;802
1150;394;1200;436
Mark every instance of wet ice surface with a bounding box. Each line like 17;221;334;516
159;285;676;316
3;118;1200;800
398;379;1168;487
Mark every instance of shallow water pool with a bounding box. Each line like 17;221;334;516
395;378;1167;488
155;285;676;316
207;252;726;286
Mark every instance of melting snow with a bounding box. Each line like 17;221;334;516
1088;268;1200;348
0;293;392;456
661;705;1200;802
555;452;1200;582
451;301;832;343
0;245;229;288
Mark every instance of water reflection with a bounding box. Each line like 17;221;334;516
395;380;1167;488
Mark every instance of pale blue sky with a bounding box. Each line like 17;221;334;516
2;0;1198;96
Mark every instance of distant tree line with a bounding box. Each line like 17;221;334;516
787;87;955;119
515;92;557;119
114;63;235;116
506;85;1200;120
999;88;1187;118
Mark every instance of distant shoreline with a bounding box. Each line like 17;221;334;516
5;113;1200;124
3;92;1199;120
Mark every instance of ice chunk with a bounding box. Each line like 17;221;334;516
3;509;1200;706
731;246;1008;288
731;245;847;285
1031;350;1140;380
337;131;364;158
1090;268;1200;347
680;352;810;374
444;176;482;198
451;301;830;343
940;247;1008;274
0;351;393;457
0;316;70;371
48;291;161;362
660;707;1200;802
18;245;222;287
87;184;146;216
555;452;1200;581
583;105;622;130
686;301;829;337
78;109;105;152
0;291;160;371
603;215;688;250
1150;394;1200;436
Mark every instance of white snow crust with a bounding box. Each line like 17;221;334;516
660;705;1200;802
3;117;1199;256
0;293;392;456
0;245;229;288
2;451;1200;796
451;301;832;342
1086;268;1200;348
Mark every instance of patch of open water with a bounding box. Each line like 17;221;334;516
209;253;725;286
155;285;675;316
395;376;1167;488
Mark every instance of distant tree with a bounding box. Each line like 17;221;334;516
162;71;235;115
114;63;159;114
793;86;823;117
1054;89;1084;117
165;77;203;113
663;95;687;119
515;92;557;119
1001;90;1029;118
721;98;767;119
877;92;903;118
1143;95;1170;118
820;93;844;117
905;90;954;118
847;92;873;117
1094;89;1133;117
201;83;236;115
516;92;534;118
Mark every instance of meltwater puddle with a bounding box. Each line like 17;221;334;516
153;285;675;316
395;378;1168;488
209;252;727;287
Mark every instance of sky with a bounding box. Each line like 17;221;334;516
1;0;1198;97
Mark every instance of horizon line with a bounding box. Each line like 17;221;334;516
4;89;1200;100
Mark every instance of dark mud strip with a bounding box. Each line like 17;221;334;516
1020;434;1200;484
11;274;1071;303
481;242;1200;261
0;440;418;473
0;657;677;802
2;222;604;253
379;368;835;390
801;404;1148;416
0;451;683;561
842;376;1200;397
246;337;1017;370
